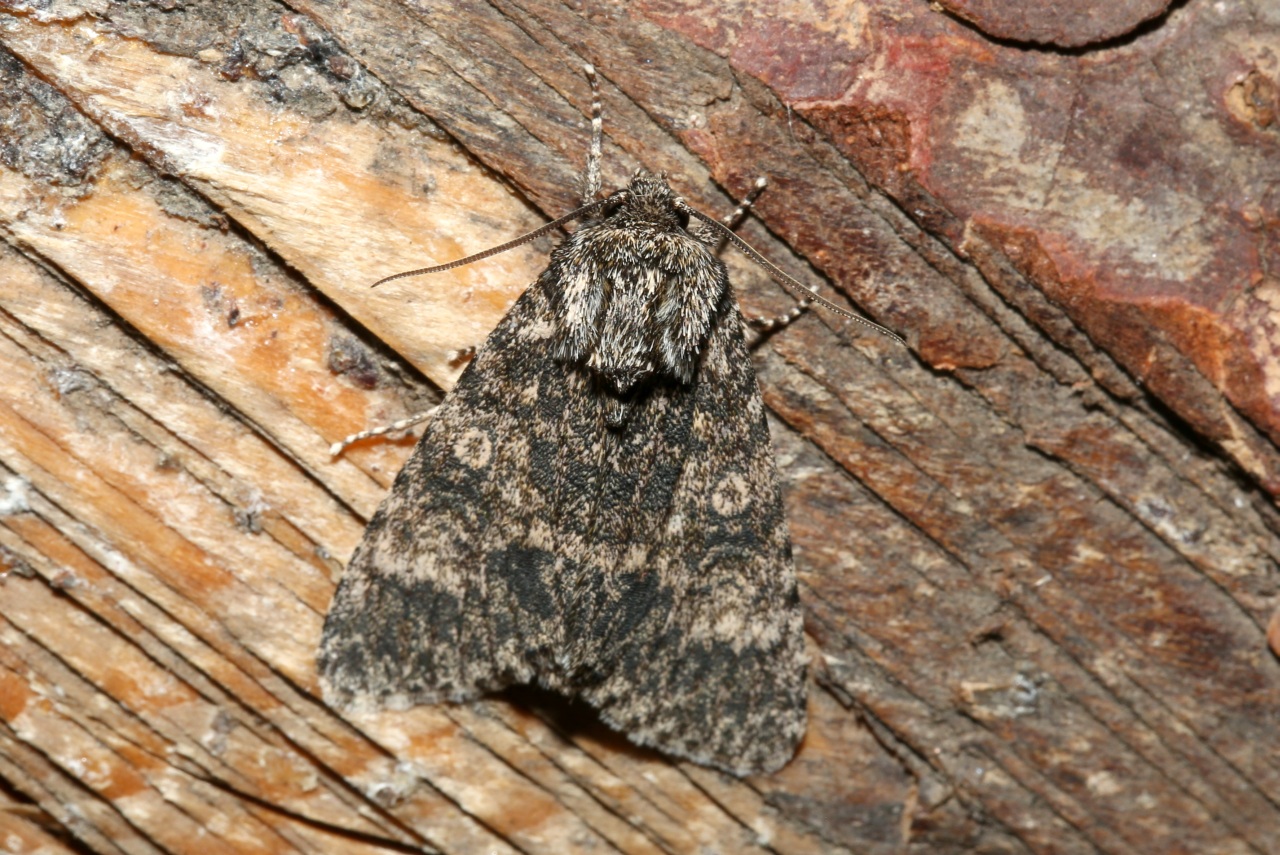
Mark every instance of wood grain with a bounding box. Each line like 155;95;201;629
1;1;1277;853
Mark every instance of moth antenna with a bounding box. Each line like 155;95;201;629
684;207;905;345
373;198;611;287
583;63;604;204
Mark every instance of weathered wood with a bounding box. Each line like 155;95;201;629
1;1;1277;853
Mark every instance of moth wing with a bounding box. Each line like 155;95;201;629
319;283;806;776
571;298;808;776
318;284;578;710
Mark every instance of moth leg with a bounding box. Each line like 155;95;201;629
690;176;768;249
721;176;768;231
745;300;810;334
582;64;603;204
719;177;814;334
329;345;476;456
329;408;437;457
447;345;477;364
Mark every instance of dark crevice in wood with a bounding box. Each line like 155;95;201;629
178;763;441;854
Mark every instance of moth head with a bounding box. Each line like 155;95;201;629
608;170;689;233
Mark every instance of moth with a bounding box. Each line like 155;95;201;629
318;66;900;775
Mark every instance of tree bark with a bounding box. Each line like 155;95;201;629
1;1;1277;853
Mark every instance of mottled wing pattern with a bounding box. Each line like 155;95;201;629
567;291;806;775
318;283;576;709
318;281;804;775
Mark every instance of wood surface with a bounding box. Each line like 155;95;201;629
1;1;1278;853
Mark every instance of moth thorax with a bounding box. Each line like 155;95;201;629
550;226;727;397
